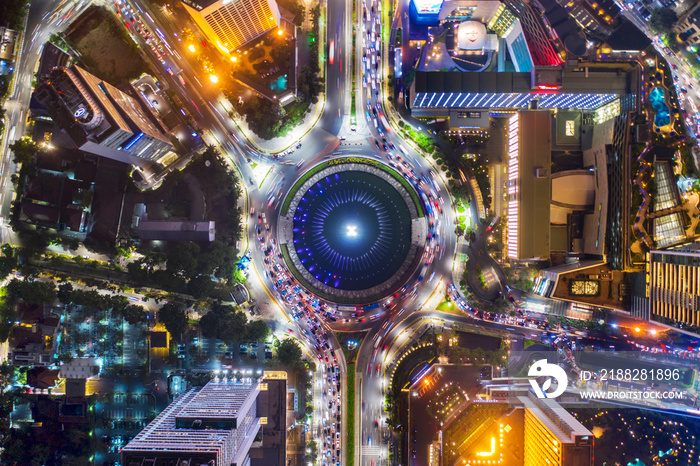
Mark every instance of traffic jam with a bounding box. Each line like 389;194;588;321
252;208;343;466
362;0;387;133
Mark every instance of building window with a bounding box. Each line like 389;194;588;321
565;120;575;136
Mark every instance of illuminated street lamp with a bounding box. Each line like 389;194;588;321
277;29;283;36
188;44;196;52
210;75;219;83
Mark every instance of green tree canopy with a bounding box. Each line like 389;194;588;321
245;320;270;342
119;304;147;325
649;9;677;34
5;279;56;306
158;302;188;339
277;338;302;366
166;241;201;278
187;275;215;299
9;138;38;166
57;282;74;304
199;304;248;345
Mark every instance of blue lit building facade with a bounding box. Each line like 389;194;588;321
410;67;634;127
410;0;445;25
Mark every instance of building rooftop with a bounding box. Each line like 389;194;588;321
178;380;257;421
518;394;593;444
181;0;219;10
605;19;651;52
138;220;215;242
122;379;260;465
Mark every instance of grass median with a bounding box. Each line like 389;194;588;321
346;363;355;466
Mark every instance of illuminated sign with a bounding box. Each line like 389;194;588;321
74;107;86;118
536;85;560;90
457;21;486;50
413;0;443;15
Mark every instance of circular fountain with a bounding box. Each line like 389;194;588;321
278;158;427;303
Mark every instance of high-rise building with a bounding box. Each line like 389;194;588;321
505;110;552;261
181;0;281;53
521;393;594;466
555;0;620;38
435;380;594;466
33;66;172;168
122;378;261;466
635;244;700;328
501;0;564;66
674;3;700;46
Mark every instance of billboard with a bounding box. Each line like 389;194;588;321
413;0;443;14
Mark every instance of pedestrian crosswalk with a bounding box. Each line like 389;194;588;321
361;445;381;456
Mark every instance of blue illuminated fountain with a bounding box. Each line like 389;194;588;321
292;170;412;292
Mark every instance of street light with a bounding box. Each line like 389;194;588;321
188;44;196;52
210;75;219;83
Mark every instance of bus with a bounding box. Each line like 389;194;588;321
329;40;335;64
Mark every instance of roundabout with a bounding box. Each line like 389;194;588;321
278;157;428;303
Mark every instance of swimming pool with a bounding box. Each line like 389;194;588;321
268;74;288;93
649;87;670;127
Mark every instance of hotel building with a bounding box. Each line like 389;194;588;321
33;66;172;168
633;244;700;328
182;0;281;53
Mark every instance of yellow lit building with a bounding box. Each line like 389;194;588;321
181;0;281;53
521;394;593;466
645;247;700;327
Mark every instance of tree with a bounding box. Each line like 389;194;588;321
197;240;237;278
9;138;38;166
158;302;188;339
57;282;74;304
187;275;215;299
121;304;147;325
5;279;56;306
198;304;247;344
277;338;302;366
219;308;248;345
198;309;220;339
127;262;150;282
166;241;200;278
649;9;677;35
245;320;270;342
